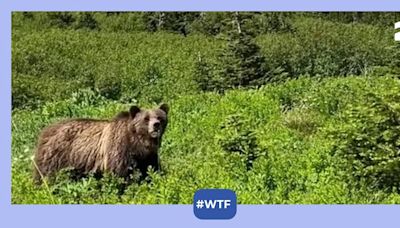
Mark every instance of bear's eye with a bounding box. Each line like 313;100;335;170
144;116;150;122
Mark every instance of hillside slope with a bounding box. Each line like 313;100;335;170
12;76;400;204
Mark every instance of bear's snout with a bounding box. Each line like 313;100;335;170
153;121;161;130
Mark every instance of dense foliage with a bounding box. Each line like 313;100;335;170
11;12;400;204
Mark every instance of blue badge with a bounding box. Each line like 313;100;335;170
193;189;237;220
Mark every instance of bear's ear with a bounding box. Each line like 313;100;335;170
129;105;141;118
159;103;169;114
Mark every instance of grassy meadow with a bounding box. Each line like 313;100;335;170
11;12;400;204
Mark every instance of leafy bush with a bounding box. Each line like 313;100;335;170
95;73;122;100
70;88;108;107
258;18;393;77
217;114;265;170
12;74;83;109
47;12;76;28
75;12;98;30
191;12;293;36
254;12;294;34
315;12;400;27
12;29;220;108
330;82;400;191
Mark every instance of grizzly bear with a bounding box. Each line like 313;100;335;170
33;103;169;184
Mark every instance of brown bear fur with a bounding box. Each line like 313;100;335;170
33;103;169;184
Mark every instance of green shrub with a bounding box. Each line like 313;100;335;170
217;114;265;170
75;12;98;30
12;29;219;107
50;170;126;204
330;81;400;191
70;88;107;107
254;13;294;34
258;18;393;77
47;12;76;28
12;74;82;109
191;12;293;36
95;73;122;100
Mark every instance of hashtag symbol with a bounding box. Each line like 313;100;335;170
196;200;204;209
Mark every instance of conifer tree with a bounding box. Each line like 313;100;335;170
195;12;276;92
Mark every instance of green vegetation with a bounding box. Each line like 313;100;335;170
11;12;400;204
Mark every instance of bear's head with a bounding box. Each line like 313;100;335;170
128;103;169;140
